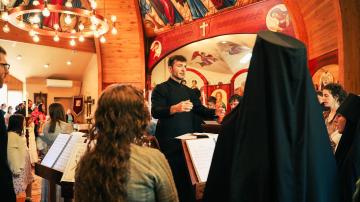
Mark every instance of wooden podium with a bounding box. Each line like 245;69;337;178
181;140;206;201
201;123;221;134
35;163;74;202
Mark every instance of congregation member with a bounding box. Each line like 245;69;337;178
7;114;34;202
151;55;224;202
204;31;340;202
75;84;178;202
40;102;73;202
0;46;16;202
228;94;242;110
322;83;347;150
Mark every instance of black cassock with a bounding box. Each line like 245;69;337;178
151;77;215;202
203;31;340;202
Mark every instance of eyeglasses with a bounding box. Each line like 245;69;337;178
0;63;10;70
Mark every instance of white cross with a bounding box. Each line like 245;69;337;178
200;22;208;37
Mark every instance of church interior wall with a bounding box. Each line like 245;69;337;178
26;77;82;113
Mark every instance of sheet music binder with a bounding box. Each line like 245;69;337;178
41;132;85;172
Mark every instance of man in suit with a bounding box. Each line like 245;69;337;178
0;46;16;202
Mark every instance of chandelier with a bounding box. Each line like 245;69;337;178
0;0;118;45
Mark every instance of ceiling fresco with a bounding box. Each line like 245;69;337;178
155;34;257;74
138;0;261;37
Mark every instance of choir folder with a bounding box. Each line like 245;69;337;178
179;133;218;200
40;132;88;182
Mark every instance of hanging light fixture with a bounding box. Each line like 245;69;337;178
0;0;118;45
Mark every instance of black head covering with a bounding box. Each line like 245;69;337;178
335;93;360;166
203;31;339;202
334;94;360;202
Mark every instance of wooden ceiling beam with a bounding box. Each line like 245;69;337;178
0;20;96;53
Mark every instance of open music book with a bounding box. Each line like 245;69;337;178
40;132;88;182
185;135;218;183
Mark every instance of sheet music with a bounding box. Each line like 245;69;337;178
41;134;70;168
61;136;88;182
40;132;85;172
186;138;216;183
52;133;82;172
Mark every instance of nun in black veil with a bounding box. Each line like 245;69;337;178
203;30;340;202
334;94;360;202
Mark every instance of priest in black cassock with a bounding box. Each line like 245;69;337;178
203;31;340;202
151;55;223;202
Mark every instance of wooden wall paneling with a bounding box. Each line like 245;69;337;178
283;0;309;47
333;0;344;85
96;0;145;90
0;21;96;53
94;38;103;95
295;0;339;59
5;74;22;91
339;0;360;94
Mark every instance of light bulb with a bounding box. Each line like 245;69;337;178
44;64;49;68
70;39;76;46
79;35;85;42
111;27;117;35
71;29;76;34
53;34;59;42
33;35;40;42
78;23;84;31
2;24;10;33
32;0;39;6
90;1;97;9
65;1;72;8
90;15;98;25
53;24;60;30
16;55;22;60
18;21;25;28
66;60;72;65
111;15;117;22
29;29;36;36
33;15;41;24
1;0;9;5
42;7;50;17
1;12;9;21
100;35;106;43
90;24;96;31
64;15;72;25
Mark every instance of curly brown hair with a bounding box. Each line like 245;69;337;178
74;84;150;202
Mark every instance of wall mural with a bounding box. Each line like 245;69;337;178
139;0;261;37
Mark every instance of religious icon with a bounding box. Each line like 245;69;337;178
211;89;227;110
149;40;162;60
319;71;334;90
191;51;217;66
72;96;84;116
266;4;290;32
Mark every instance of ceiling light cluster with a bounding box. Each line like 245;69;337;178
1;0;118;45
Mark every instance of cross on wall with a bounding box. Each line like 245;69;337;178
200;22;208;37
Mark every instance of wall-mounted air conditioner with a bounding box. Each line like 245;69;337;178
46;79;73;88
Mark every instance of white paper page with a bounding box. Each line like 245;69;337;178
175;133;197;140
61;136;88;182
52;133;83;172
186;138;216;183
41;134;70;168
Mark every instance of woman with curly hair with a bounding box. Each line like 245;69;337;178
322;83;347;151
75;84;178;202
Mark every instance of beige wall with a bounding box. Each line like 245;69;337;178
81;55;99;122
26;77;81;113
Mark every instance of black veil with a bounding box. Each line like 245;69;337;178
203;31;339;202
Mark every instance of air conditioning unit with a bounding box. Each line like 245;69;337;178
46;79;73;88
